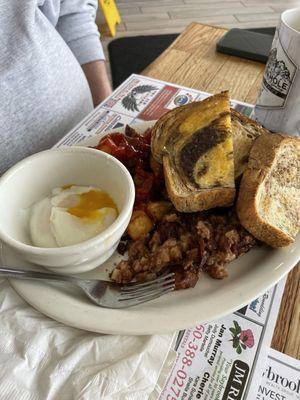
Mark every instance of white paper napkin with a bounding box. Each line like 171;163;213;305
0;279;174;400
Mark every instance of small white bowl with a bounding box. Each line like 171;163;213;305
0;147;135;274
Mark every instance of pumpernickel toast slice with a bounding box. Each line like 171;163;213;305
157;92;236;212
237;133;300;247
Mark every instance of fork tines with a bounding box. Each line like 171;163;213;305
119;272;175;303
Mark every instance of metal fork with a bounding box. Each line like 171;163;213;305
0;267;175;308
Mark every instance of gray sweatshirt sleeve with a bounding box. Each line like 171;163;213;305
56;0;105;65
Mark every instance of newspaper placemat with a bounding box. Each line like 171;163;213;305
150;278;287;400
56;74;253;148
54;74;293;400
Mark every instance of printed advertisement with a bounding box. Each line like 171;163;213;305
151;279;286;400
55;109;133;147
257;349;300;400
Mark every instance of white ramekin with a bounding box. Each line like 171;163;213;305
0;147;135;274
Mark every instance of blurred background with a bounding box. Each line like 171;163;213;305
96;0;300;85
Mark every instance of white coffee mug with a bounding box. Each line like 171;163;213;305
253;8;300;138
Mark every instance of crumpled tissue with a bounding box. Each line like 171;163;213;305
0;279;174;400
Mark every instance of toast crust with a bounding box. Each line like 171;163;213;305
230;109;269;133
237;133;300;247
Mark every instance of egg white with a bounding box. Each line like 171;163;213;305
30;197;57;248
50;207;117;247
29;186;117;248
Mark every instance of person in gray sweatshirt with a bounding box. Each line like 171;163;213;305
0;0;112;175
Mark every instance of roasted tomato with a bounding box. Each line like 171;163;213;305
134;166;155;205
94;133;137;164
93;126;164;208
94;126;152;172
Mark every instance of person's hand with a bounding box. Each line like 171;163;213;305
82;60;112;106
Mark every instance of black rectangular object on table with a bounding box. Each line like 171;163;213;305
216;27;276;63
108;28;276;89
108;34;179;89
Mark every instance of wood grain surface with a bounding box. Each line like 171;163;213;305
143;22;299;359
143;22;266;104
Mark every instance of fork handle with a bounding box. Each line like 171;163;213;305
0;266;78;284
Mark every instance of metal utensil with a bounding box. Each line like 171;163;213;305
0;267;175;308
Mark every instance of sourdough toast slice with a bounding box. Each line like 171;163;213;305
237;133;300;247
156;92;235;212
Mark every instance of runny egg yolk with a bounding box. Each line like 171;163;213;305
67;190;118;220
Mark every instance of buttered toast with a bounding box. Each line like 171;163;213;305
152;92;236;212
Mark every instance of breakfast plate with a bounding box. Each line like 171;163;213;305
2;237;299;335
3;122;300;335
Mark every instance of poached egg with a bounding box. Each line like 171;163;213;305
29;185;118;247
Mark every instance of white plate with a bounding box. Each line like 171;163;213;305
4;122;300;335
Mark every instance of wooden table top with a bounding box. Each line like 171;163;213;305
143;22;300;360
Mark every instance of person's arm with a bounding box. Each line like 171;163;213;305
56;0;112;106
82;60;112;106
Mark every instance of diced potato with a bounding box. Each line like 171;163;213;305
150;155;163;177
146;201;173;222
127;210;153;240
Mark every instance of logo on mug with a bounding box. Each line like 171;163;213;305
263;47;293;100
256;32;297;108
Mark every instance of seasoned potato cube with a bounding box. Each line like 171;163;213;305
127;210;153;240
146;201;173;222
